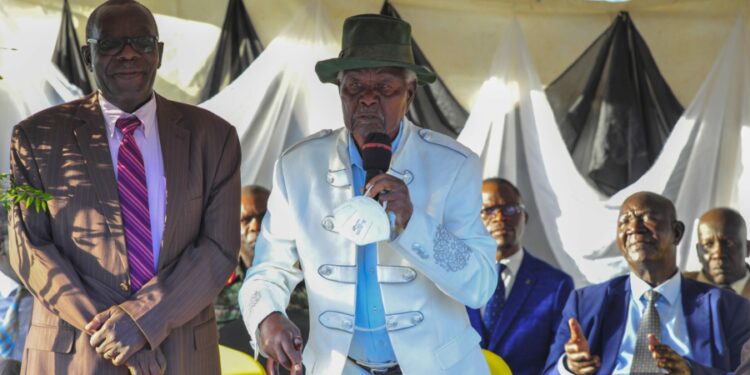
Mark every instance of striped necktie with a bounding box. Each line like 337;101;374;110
631;289;662;374
482;263;507;329
116;115;154;292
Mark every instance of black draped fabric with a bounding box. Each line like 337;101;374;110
200;0;263;101
545;12;683;195
380;1;468;138
52;0;92;94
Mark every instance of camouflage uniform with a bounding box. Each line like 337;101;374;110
214;269;244;329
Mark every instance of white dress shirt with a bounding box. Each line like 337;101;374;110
730;271;750;294
99;92;166;272
480;248;524;316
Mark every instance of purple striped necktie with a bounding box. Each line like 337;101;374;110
116;115;154;292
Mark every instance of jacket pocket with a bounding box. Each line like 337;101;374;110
193;318;218;351
434;328;481;369
24;324;75;353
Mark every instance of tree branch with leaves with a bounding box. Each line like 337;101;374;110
0;173;51;213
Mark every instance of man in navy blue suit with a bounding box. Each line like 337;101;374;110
467;178;574;375
544;191;750;374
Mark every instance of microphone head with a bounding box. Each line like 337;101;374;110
362;132;392;182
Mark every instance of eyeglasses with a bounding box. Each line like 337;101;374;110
87;36;158;56
480;203;525;218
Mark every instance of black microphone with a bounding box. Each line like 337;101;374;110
361;132;392;185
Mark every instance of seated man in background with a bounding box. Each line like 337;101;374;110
545;191;750;374
684;207;750;299
467;178;573;375
215;185;271;329
215;185;309;356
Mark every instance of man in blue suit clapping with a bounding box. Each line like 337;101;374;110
545;191;750;374
467;178;574;375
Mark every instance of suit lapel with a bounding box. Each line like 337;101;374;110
155;95;188;269
387;120;414;182
327;129;352;191
599;279;629;373
72;93;128;265
683;278;713;366
465;307;488;347
488;252;535;351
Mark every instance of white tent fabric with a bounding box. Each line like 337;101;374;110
0;0;220;172
0;0;84;174
459;18;750;286
199;1;345;189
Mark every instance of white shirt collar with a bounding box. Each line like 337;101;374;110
731;269;750;294
629;269;682;306
499;247;524;277
98;90;157;139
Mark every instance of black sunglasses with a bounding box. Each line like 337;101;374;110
480;203;525;218
87;36;159;56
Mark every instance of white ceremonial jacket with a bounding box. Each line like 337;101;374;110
240;121;496;375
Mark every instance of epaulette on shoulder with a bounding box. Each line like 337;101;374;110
415;128;470;158
281;129;335;157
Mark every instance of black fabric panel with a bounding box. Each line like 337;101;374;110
200;0;263;101
52;0;92;94
545;12;683;195
380;1;468;138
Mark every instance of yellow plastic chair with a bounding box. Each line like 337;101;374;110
482;349;513;375
220;345;266;375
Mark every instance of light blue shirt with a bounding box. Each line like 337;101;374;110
100;92;165;272
347;121;404;364
613;271;691;374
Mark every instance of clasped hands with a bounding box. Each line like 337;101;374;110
564;318;690;374
85;306;166;375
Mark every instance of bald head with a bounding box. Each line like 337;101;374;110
699;208;747;236
86;0;158;39
617;192;684;286
696;207;749;285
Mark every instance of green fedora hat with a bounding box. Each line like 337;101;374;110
315;14;436;85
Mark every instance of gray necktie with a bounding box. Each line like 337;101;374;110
631;290;662;374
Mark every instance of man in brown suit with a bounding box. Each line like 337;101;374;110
684;208;750;299
7;1;240;374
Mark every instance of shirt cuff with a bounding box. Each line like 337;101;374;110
557;355;576;375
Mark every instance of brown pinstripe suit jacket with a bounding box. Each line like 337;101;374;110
8;92;240;374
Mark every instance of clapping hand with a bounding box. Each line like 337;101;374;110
564;318;601;374
649;334;690;374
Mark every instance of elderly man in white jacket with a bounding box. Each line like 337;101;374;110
239;14;496;375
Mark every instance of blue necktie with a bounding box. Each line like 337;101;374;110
482;263;507;329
